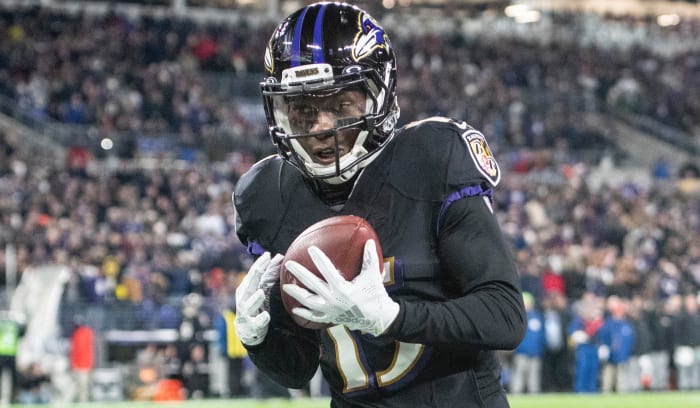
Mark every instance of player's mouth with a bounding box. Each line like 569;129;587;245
313;147;342;165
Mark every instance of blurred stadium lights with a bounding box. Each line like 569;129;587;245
1;0;697;24
5;0;697;15
657;13;682;25
5;0;698;8
522;0;700;18
100;138;114;151
274;0;700;13
504;3;542;23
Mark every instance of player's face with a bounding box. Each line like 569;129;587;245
286;89;366;166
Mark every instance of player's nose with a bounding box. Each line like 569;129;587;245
309;110;335;135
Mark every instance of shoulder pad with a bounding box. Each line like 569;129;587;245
233;155;285;251
234;155;334;255
234;155;280;198
388;117;500;200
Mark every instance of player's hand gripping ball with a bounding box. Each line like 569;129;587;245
280;215;383;330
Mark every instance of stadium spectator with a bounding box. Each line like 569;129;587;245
673;293;700;390
214;300;249;397
510;292;547;394
69;318;95;402
568;293;605;393
181;343;210;399
649;295;680;390
161;344;183;381
0;313;23;405
598;295;635;393
626;293;655;391
541;291;573;392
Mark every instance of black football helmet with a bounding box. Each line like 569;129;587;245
261;2;399;184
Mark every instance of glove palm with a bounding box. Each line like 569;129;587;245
282;239;399;336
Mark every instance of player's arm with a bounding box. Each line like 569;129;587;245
232;235;320;388
243;284;321;388
232;165;321;387
386;194;527;349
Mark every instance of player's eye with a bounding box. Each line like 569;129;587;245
335;102;351;113
290;104;317;116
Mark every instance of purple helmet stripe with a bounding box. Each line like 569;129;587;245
312;3;327;63
291;6;310;67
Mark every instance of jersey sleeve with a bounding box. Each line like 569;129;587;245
384;119;525;349
387;195;526;349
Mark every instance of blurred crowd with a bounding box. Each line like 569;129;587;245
1;6;699;157
0;3;700;403
0;6;273;158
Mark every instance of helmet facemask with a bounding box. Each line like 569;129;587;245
263;63;398;184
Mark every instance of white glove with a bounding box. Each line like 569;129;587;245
282;239;399;337
234;252;284;346
598;344;610;362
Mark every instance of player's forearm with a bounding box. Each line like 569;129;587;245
245;330;319;388
244;290;320;388
386;281;526;348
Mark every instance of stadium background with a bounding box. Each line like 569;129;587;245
0;0;699;405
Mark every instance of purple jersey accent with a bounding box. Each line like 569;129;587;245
247;240;266;256
437;185;493;235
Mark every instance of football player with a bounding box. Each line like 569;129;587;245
233;2;526;407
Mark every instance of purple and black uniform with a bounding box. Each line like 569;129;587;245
234;118;526;407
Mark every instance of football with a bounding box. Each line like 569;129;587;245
280;215;383;330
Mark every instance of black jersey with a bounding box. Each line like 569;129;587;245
234;118;526;407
